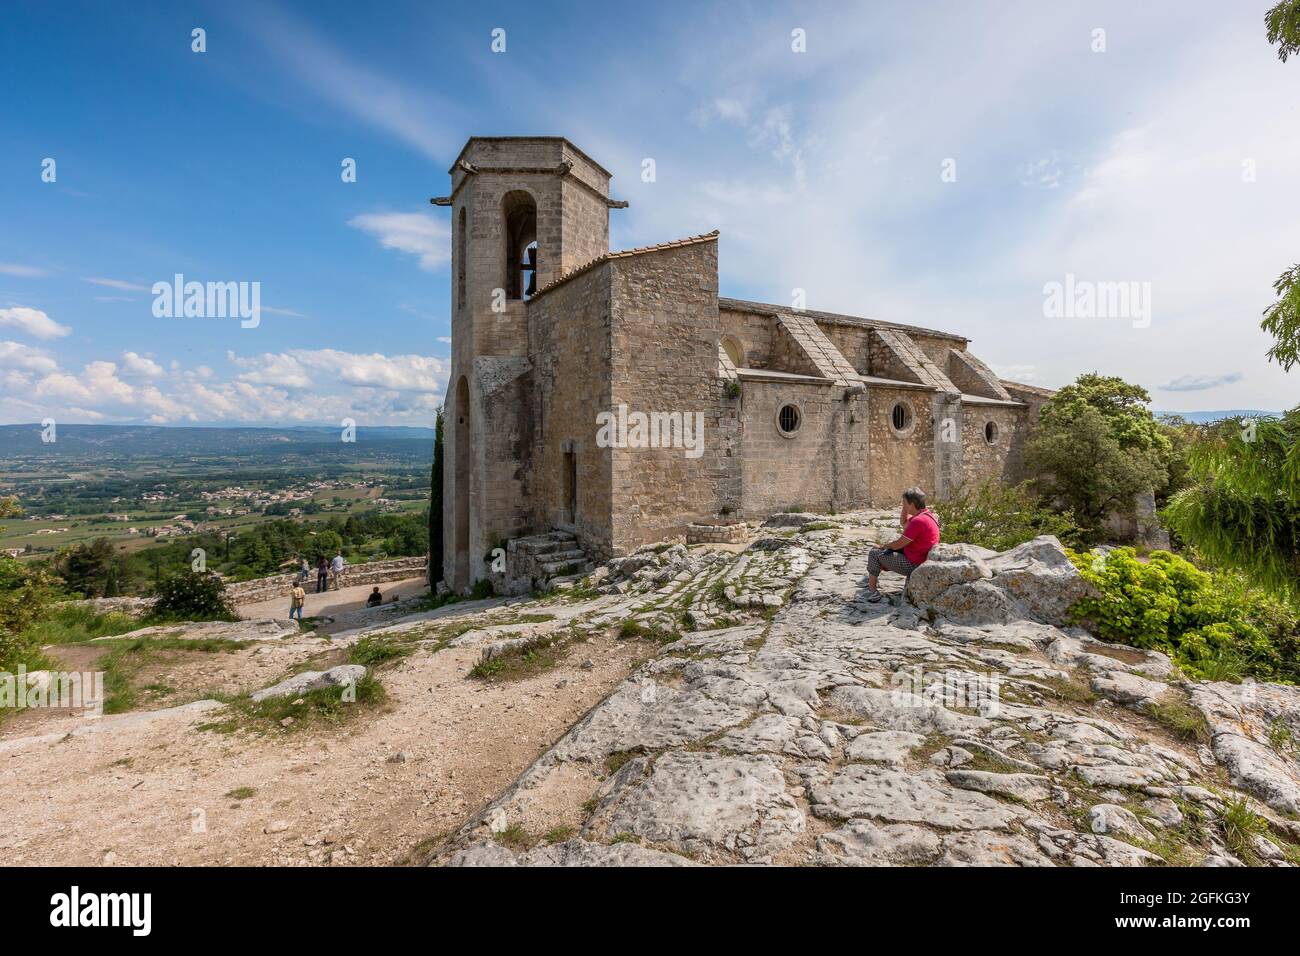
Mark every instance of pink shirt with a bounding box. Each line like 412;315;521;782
902;510;940;565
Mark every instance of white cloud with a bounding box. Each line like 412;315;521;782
0;341;58;374
0;345;447;426
0;307;71;340
1159;372;1245;392
82;277;151;292
0;263;49;278
121;351;165;378
348;211;450;272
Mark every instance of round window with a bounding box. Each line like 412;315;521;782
890;402;913;434
777;404;801;435
984;421;998;444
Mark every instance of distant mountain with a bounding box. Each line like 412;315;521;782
0;423;434;457
1154;409;1282;424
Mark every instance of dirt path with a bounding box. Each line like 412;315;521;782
237;575;430;630
0;602;650;866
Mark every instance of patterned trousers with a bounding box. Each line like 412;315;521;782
868;547;917;578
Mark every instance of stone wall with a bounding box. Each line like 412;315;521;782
608;239;730;553
526;264;614;557
961;402;1022;486
738;378;868;516
225;556;428;606
718;306;777;369
867;384;935;506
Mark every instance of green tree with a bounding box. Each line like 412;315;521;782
1163;411;1300;603
429;404;444;587
1266;0;1300;62
1262;262;1300;372
1026;403;1164;541
150;569;237;622
55;538;118;598
1023;374;1176;540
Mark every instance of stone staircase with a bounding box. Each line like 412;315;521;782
500;530;595;594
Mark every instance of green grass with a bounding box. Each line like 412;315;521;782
97;636;251;714
616;618;681;643
604;747;645;776
16;605;140;646
347;635;414;667
1144;693;1211;744
468;635;569;682
543;825;575;844
492;823;534;849
1219;796;1269;866
799;521;840;532
198;673;385;734
224;786;257;800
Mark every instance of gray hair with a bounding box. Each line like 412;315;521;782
901;487;927;510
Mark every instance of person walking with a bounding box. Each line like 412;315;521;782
330;551;346;590
289;581;306;621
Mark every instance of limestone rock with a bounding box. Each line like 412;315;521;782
591;751;804;861
448;838;696;867
808;765;1025;830
945;769;1052;802
250;664;367;703
1192;681;1300;815
815;820;941;866
1087;804;1154;841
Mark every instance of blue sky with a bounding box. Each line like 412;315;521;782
1;0;1297;425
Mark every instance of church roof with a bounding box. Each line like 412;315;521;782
718;297;968;344
531;231;720;298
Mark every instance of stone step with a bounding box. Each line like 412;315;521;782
539;558;593;577
538;547;587;564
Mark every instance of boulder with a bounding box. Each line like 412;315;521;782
907;536;1092;627
251;664;367;703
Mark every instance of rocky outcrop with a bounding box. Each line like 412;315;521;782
431;513;1297;868
97;618;299;643
906;536;1094;626
1191;681;1300;815
250;664;367;703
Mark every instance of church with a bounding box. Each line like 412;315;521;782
433;137;1049;591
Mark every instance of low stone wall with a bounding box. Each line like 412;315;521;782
60;596;154;617
686;522;749;545
225;556;428;605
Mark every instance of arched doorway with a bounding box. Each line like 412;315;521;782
453;375;470;588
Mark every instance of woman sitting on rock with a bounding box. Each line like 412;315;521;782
865;487;940;603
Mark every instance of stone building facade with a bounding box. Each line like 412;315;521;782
435;137;1049;590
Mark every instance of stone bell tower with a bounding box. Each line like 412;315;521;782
432;137;620;590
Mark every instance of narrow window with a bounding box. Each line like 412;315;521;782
502;191;537;300
456;207;467;310
984;421;998;444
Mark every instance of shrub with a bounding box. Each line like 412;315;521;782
0;556;58;673
933;480;1082;552
1068;547;1299;683
149;570;238;623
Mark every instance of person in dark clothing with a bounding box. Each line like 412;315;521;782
366;587;383;608
316;556;330;593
